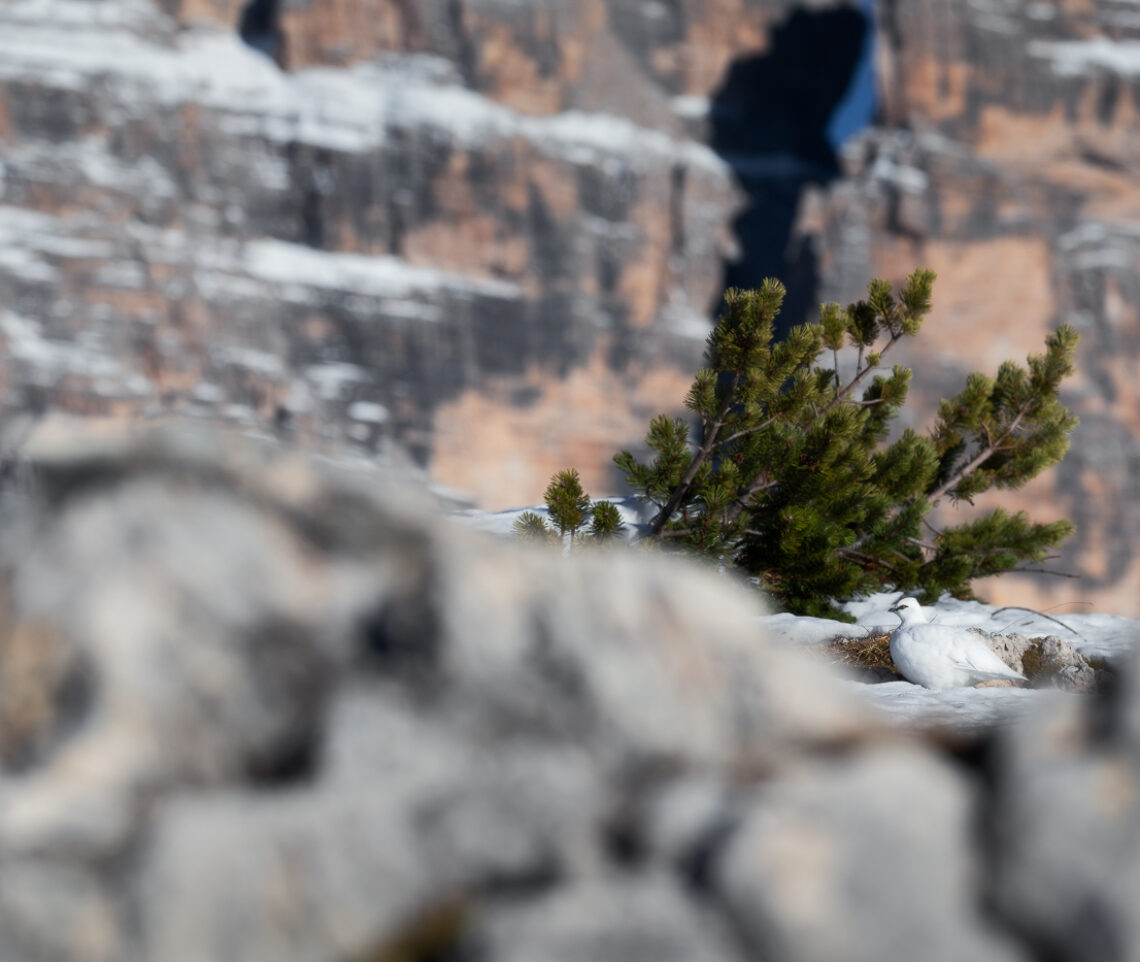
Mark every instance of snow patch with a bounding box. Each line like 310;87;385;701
671;95;709;119
0;12;730;178
239;239;521;304
852;680;1053;732
870;155;930;193
347;401;390;424
455;497;650;542
0;310;126;383
1029;37;1140;76
305;363;370;401
763;590;1140;664
216;345;286;375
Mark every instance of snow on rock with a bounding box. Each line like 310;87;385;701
761;590;1138;662
1029;37;1140;76
346;401;389;424
765;591;1137;731
463;501;1139;737
852;681;1051;735
453;496;652;542
0;8;727;173
239;239;521;302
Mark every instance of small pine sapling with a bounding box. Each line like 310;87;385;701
590;501;627;542
545;468;591;540
513;510;560;544
513;468;628;547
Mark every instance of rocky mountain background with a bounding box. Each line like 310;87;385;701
0;0;1137;614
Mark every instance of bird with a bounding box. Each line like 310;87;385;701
888;597;1027;690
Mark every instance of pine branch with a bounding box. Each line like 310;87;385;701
824;329;906;413
927;403;1031;503
837;547;902;577
713;414;781;450
723;475;778;525
648;374;740;536
1007;567;1081;578
905;536;938;560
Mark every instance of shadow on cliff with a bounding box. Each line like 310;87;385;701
239;0;286;66
710;4;869;338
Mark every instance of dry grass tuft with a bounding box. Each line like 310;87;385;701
823;631;899;678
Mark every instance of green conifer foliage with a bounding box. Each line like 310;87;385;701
544;469;592;540
590;501;626;541
611;270;1079;618
512;470;628;546
513;510;560;544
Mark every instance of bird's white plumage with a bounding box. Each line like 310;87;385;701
888;597;1027;690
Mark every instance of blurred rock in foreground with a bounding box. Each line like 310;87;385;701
0;422;1136;961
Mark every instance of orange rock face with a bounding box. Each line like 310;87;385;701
431;350;696;509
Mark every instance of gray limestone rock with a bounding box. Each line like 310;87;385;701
993;649;1140;962
713;745;1025;962
0;421;1136;962
473;875;741;962
0;422;875;961
983;631;1108;693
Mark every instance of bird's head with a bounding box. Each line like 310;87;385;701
889;597;926;623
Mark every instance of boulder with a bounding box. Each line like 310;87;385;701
0;422;873;961
0;421;1136;961
714;746;1023;962
993;646;1140;962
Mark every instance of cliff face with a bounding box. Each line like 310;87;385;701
2;0;829;505
4;0;1136;612
801;0;1140;613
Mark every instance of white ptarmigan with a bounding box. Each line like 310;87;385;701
888;597;1027;690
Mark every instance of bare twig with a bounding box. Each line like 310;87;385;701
1007;567;1081;579
990;605;1086;643
824;330;906;413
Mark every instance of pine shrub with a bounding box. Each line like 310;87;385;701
603;270;1079;618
